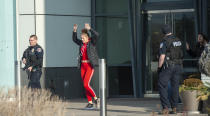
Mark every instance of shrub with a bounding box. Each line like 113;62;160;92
179;77;210;101
0;87;67;116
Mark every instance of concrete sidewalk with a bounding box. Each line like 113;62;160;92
64;98;208;116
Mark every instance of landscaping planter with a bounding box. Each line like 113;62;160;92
180;90;200;114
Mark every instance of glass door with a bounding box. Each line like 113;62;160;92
143;9;197;94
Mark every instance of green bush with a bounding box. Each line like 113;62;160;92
179;77;210;101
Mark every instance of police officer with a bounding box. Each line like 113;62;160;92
22;35;44;89
158;24;183;114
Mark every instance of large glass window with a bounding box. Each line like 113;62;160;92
96;17;133;96
145;0;183;2
96;17;131;65
96;0;128;14
95;0;133;96
143;10;196;93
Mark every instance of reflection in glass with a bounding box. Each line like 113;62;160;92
145;13;166;93
146;0;183;2
144;11;196;93
95;17;133;96
96;17;131;65
174;13;196;59
96;0;128;14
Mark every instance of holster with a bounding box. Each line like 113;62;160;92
26;69;31;80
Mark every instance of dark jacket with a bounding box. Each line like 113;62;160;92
187;43;204;58
72;29;99;69
22;44;44;71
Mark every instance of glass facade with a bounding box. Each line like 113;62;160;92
145;0;183;2
143;11;196;93
96;17;131;65
95;0;133;96
96;0;128;14
94;0;205;97
96;17;133;96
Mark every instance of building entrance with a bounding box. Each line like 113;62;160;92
143;9;197;95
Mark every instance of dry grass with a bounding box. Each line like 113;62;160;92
0;87;67;116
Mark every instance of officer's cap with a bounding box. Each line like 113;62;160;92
161;24;172;34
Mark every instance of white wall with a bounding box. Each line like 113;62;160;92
37;0;91;15
18;0;91;67
38;16;91;67
0;0;16;87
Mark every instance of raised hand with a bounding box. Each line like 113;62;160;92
28;66;32;72
22;58;26;64
73;24;78;32
186;42;190;50
85;23;91;30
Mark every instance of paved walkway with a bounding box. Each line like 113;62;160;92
64;98;208;116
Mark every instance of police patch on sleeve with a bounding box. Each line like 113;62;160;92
160;43;163;48
37;48;42;52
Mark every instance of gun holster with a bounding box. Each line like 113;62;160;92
26;69;31;80
162;61;169;70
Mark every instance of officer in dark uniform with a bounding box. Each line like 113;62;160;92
157;24;183;114
22;35;44;89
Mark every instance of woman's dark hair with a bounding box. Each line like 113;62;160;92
198;33;209;42
81;29;89;37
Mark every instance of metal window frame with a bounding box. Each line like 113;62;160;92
128;0;144;98
141;0;194;11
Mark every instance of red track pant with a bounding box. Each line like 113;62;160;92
81;63;96;102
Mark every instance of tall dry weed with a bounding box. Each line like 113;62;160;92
0;87;67;116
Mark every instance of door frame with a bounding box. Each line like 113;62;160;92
127;0;198;98
144;9;196;36
141;8;198;95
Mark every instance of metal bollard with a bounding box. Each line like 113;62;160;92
15;60;21;109
99;59;107;116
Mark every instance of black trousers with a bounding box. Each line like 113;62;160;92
158;65;182;109
28;70;42;89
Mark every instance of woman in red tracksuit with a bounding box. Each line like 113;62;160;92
72;23;99;109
